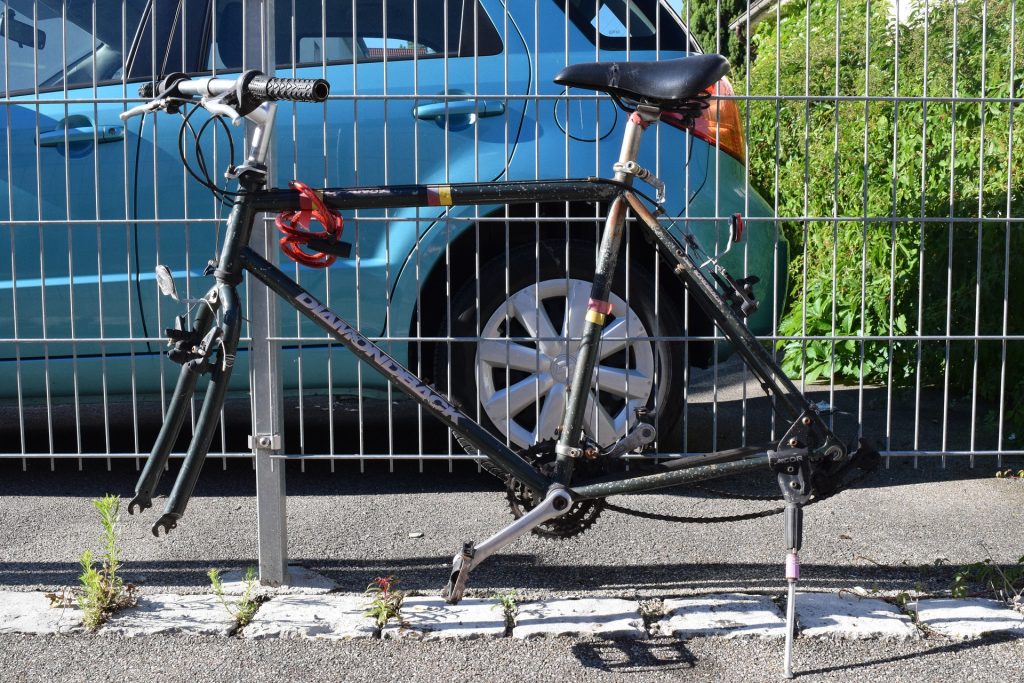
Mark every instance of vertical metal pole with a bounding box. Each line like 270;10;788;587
244;0;288;586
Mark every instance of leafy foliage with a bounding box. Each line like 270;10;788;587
491;589;519;631
680;0;749;73
71;495;137;629
208;566;262;628
951;556;1024;604
746;0;1024;438
363;575;404;628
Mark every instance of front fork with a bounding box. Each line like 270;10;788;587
129;283;242;535
129;180;259;535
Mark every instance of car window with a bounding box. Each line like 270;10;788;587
0;0;210;95
0;2;112;94
558;0;697;52
208;0;502;70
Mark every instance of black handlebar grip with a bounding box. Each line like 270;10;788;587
247;76;330;102
139;82;156;98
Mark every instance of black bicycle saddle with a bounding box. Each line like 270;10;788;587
553;54;730;108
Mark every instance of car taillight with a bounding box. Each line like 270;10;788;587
663;76;746;164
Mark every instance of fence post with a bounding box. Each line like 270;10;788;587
243;0;289;586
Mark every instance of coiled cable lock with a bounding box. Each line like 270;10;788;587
276;180;350;267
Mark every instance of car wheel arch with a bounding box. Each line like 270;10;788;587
402;200;714;382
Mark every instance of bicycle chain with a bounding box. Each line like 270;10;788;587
693;483;783;502
490;436;878;531
603;500;786;523
603;464;877;525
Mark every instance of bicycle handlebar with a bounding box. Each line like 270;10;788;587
139;72;330;103
247;75;330;102
124;71;329;122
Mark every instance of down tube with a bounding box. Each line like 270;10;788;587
239;247;550;495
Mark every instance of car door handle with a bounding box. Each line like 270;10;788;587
38;124;124;147
412;99;505;121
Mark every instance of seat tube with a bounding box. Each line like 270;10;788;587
553;106;660;484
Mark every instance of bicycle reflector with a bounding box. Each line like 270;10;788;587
276;180;350;267
662;76;746;163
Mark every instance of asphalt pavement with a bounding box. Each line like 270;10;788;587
1;631;1023;682
1;356;1023;681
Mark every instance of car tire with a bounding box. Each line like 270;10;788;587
435;239;684;452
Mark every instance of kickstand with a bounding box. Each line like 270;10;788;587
782;502;803;679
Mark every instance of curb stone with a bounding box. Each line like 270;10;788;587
654;593;787;639
381;597;506;640
513;598;646;639
3;590;1024;642
100;594;237;637
244;594;377;640
0;591;83;635
915;598;1024;639
794;592;920;640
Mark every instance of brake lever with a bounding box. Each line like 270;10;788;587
119;99;168;121
203;99;242;125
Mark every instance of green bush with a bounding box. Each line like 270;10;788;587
682;0;749;73
746;0;1024;437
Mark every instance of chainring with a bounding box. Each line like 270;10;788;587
506;440;607;539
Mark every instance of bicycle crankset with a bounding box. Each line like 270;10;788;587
505;440;608;539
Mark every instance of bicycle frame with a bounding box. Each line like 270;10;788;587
122;70;881;678
129;100;849;535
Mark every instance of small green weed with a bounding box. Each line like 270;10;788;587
491;589;518;630
918;557;950;577
363;575;404;628
951;556;1024;603
995;469;1024;479
208;566;262;628
894;591;922;620
59;494;137;629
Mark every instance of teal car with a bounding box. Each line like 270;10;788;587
0;0;782;451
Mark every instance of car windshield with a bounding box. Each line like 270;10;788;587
0;0;145;94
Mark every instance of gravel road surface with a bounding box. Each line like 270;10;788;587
2;455;1023;597
2;357;1022;681
2;632;1023;682
2;454;1023;682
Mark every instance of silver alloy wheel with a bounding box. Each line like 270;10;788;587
475;277;657;449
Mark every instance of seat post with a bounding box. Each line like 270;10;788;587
553;105;661;483
613;105;661;178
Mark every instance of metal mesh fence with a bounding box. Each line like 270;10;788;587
0;0;1018;468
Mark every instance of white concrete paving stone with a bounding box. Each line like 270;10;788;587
243;594;378;640
100;594;237;637
0;591;83;634
915;598;1024;639
382;597;506;640
654;593;787;639
795;592;920;640
513;598;646;639
219;564;337;596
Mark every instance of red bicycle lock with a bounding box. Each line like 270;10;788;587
276;180;349;267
